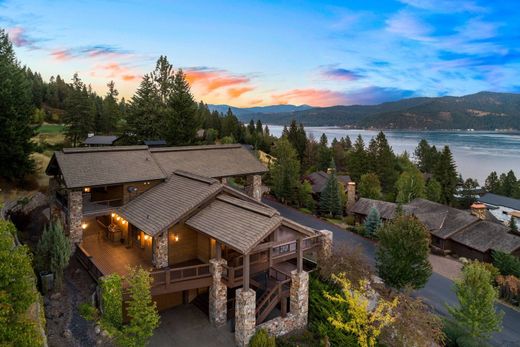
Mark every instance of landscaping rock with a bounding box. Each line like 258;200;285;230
50;292;62;300
62;329;72;338
95;325;101;335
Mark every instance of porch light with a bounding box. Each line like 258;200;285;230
111;213;115;218
81;223;88;229
116;216;121;221
174;235;179;242
144;234;150;241
84;187;91;193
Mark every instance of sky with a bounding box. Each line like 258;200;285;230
1;0;519;107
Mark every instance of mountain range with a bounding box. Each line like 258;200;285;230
210;92;520;130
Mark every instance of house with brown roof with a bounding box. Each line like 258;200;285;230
46;144;331;346
349;197;520;262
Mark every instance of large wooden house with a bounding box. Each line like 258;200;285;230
45;144;332;346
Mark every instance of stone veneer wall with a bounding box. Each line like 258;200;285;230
152;230;169;268
209;258;227;327
235;288;256;347
317;229;333;263
245;174;262;201
256;270;309;337
68;190;83;245
346;182;356;212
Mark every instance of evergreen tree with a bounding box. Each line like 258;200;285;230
317;133;332;171
63;73;93;146
434;146;458;204
425;178;442;203
484;171;499;192
364;207;382;238
98;80;121;134
0;29;35;179
319;160;343;217
126;74;163;143
447;261;503;342
396;167;425;203
370;132;398;194
358;173;382;200
414;139;438;173
347;135;368;182
286;120;307;161
164;69;197;145
151;55;174;104
376;215;432;290
269;138;301;204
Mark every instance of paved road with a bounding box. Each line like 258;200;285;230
263;198;520;347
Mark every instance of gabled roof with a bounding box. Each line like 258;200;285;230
117;171;222;236
46;146;166;188
350;198;409;220
450;220;520;253
83;135;119;145
305;171;351;194
150;144;268;178
407;199;479;239
479;193;520;211
186;194;282;254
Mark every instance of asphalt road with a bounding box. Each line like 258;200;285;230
263;198;520;347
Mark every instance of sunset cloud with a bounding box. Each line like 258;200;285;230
227;87;253;98
6;27;41;48
320;66;363;81
271;89;348;106
184;67;252;93
91;62;140;81
50;44;132;61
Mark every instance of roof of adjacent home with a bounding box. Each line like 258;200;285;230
450;220;520;253
83;135;119;145
479;193;520;211
305;171;351;194
150;144;268;178
46;146;167;188
186;195;282;254
46;144;268;188
350;198;411;220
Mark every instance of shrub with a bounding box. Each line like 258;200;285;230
250;329;276;347
79;302;98;321
492;250;520;278
496;275;520;306
344;215;355;226
100;274;123;329
363;207;381;238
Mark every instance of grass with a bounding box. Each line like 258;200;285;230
36;123;65;134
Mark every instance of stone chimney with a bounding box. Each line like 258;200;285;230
346;182;356;212
470;203;487;220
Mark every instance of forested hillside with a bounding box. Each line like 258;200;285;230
241;92;520;130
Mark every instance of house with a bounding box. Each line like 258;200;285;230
304;171;351;196
83;135;120;147
46;144;332;346
349;197;520;262
143;139;167;148
478;192;520;223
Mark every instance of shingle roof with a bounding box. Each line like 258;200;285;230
143;140;167;146
450;220;520;253
186;194;282;254
47;146;166;188
305;171;351;194
479;193;520;211
350;198;411;220
407;199;479;239
117;171;222;235
84;135;119;145
150;144;268;177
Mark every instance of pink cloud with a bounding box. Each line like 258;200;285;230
51;49;73;61
92;62;140;82
184;68;252;93
6;27;40;48
271;89;348;107
227;87;253;98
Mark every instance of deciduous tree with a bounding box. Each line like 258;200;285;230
358;173;382;200
395;167;425;203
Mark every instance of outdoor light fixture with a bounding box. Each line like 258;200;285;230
81;223;88;229
144;235;150;241
111;213;115;218
84;187;91;193
116;216;120;221
174;235;179;242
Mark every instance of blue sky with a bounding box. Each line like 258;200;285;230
1;0;519;107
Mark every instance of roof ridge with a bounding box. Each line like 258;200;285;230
217;194;277;217
173;170;220;184
62;145;148;154
149;144;242;152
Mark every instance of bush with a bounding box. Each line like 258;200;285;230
496;275;520;306
250;329;276;347
344;215;355;226
100;274;123;329
352;224;366;237
492;250;520;277
79;302;98;321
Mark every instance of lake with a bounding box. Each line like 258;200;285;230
267;125;520;183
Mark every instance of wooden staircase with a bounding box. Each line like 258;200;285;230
255;269;291;325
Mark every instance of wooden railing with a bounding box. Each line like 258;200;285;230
76;244;104;282
255;278;291;324
222;254;269;287
150;263;211;294
271;235;320;262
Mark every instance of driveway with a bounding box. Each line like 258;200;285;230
263;198;520;347
150;305;235;347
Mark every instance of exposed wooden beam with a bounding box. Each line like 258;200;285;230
216;241;222;260
243;253;250;290
297;238;303;273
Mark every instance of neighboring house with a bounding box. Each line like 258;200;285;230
478;192;520;223
46;144;332;346
304;171;351;196
349;197;520;262
83;135;120;147
143;139;167;148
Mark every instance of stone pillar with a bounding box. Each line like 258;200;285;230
235;288;256;347
346;181;356;212
68;190;83;245
470;203;487;220
317;229;333;264
290;270;309;329
245;174;262;201
220;177;228;185
152;230;169;268
209;258;227;327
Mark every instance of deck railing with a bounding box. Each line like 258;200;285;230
149;263;211;293
271;235;320;261
76;244;104;282
256;278;291;324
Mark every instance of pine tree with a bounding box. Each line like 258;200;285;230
434;146;458;204
164;69;197;145
320;160;343;217
376;215;432;290
63;73;93;146
98;80;121;134
414;139;438;173
425;178;442;203
0;29;35;179
317;133;332;171
269;138;301;204
286;120;307;161
484;171;499;193
370;132;398;194
447;261;503;342
151;55;174;104
364;207;382;238
347;135;368;182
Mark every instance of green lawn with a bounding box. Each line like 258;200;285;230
36;123;65;134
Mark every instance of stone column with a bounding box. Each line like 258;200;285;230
68;190;83;245
235;288;256;347
209;258;227;327
290;270;309;330
152;230;169;268
245;174;262;201
346;181;356;212
317;229;333;264
220;177;228;185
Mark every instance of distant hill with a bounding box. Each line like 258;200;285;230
234;92;520;130
207;104;312;117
